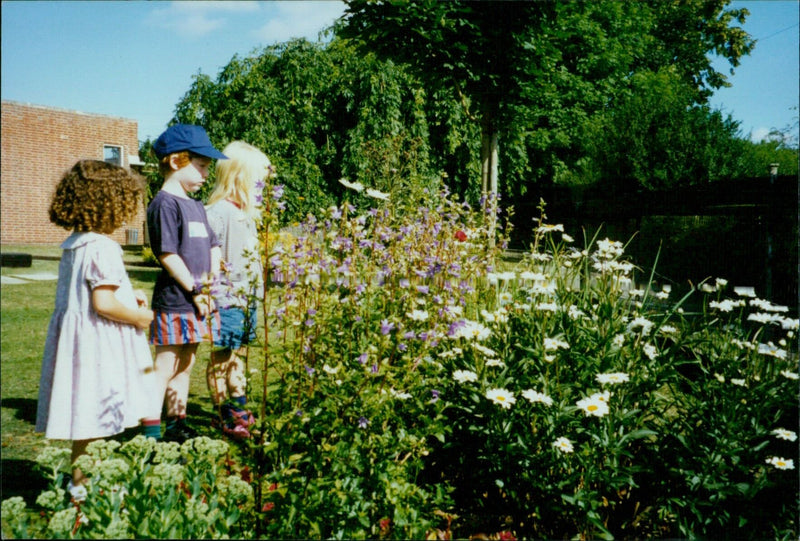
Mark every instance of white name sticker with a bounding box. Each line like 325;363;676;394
188;221;209;238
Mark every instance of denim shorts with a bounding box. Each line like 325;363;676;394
215;305;258;350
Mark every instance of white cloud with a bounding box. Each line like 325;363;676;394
252;1;346;44
750;126;770;142
147;1;261;39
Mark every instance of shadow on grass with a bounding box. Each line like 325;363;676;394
1;458;48;503
1;397;37;424
127;268;160;282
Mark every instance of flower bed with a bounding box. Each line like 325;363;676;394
3;186;797;539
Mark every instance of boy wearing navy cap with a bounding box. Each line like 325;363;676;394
145;124;228;442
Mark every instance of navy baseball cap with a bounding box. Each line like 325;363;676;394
153;124;228;160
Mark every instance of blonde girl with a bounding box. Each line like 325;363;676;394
205;141;272;439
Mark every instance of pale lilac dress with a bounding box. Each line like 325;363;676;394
35;232;155;440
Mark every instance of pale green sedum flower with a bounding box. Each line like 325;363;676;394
120;435;157;460
218;475;255;507
1;496;27;519
36;488;66;510
182;436;230;463
47;507;78;538
105;517;132;539
86;439;121;459
35;447;72;477
149;463;186;491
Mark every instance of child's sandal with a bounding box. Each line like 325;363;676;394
230;409;256;427
221;423;251;441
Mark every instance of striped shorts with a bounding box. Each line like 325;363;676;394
149;310;222;346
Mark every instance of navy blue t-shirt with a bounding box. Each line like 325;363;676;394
147;190;220;312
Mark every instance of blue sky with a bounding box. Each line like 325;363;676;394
2;1;797;147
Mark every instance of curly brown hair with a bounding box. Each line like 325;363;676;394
49;160;145;233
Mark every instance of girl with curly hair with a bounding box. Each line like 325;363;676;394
36;160;158;500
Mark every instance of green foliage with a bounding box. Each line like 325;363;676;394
736;134;800;178
170;38;442;221
582;68;747;190
156;1;789;216
3;437;254;539
3;191;797;539
337;0;757;199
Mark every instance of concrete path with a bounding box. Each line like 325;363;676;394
1;273;58;285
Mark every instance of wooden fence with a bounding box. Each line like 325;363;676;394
511;176;798;310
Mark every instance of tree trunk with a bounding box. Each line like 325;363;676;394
480;111;499;247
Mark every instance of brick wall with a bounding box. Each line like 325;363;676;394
1;101;146;246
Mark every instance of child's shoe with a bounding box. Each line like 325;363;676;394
162;418;198;443
230;408;256;428
221;423;251;441
67;480;88;503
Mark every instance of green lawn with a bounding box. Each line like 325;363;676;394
0;247;228;504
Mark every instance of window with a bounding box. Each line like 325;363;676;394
103;145;122;166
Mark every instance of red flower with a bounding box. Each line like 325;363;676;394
498;531;516;541
454;230;467;242
262;502;275;512
240;465;251;483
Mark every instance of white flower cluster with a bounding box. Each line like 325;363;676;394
596;372;630;385
576;391;611;417
521;389;553;406
486;388;515;409
595;238;624;259
450;319;492;341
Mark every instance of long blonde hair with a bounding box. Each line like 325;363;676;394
207;141;272;218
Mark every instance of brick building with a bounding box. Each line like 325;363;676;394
1;100;145;245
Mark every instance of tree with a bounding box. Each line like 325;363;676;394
335;0;754;201
171;38;439;221
584;67;749;192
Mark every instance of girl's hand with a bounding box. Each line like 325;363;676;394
134;308;155;331
92;286;154;330
134;289;149;308
192;293;216;317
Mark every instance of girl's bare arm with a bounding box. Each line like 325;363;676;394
92;286;153;330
